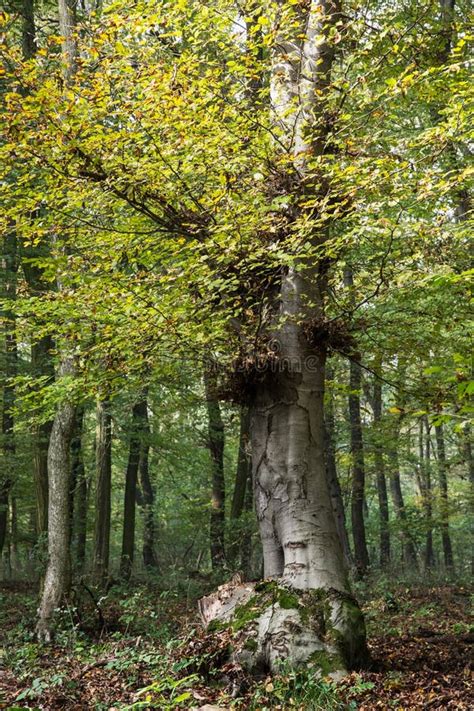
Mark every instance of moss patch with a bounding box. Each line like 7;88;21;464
308;650;346;677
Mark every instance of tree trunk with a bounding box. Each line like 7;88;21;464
10;496;19;575
460;425;474;575
419;417;435;570
120;401;143;580
20;0;56;541
70;408;87;574
36;0;78;641
388;428;418;568
21;0;36;59
203;366;226;569
373;377;391;568
22;261;55;537
37;358;76;641
136;395;158;570
324;369;353;568
228;406;252;569
0;231;18;559
240;466;253;579
203;0;367;675
435;423;454;573
343;269;370;577
93;399;112;585
138;401;158;570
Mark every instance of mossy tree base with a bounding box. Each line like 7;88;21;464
199;578;369;678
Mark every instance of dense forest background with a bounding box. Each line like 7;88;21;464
0;0;472;708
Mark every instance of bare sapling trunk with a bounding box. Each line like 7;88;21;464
93;398;112;586
202;0;368;676
204;365;226;569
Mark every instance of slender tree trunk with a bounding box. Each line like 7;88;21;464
435;423;454;572
203;366;226;569
419;417;435;570
37;359;76;641
0;232;18;560
10;496;19;575
93;399;112;585
240;467;253;579
71;408;87;574
324;369;353;568
23;274;54;537
373;377;390;568
21;0;36;58
137;398;158;569
347;357;370;577
460;425;474;575
228;406;252;568
36;0;78;641
388;427;418;568
343;268;370;577
20;0;56;540
120;401;143;580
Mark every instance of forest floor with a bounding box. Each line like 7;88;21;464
0;576;472;710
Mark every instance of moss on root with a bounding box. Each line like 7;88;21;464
308;650;347;677
205;582;369;675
